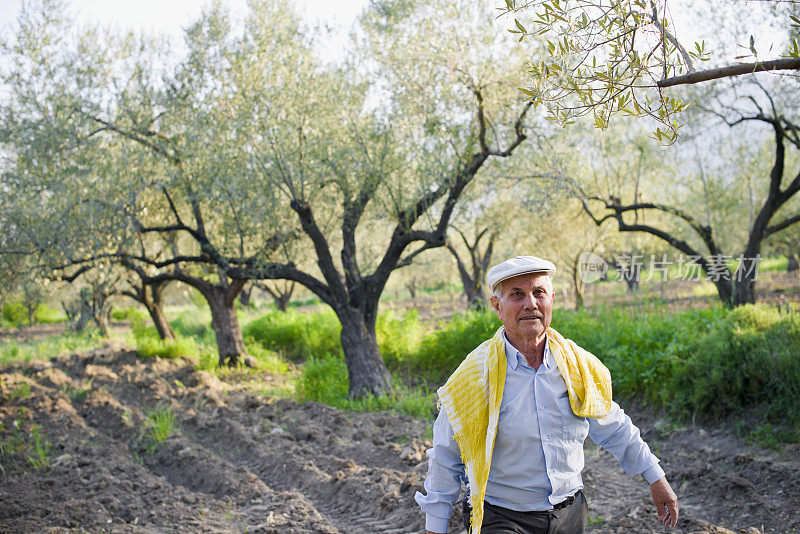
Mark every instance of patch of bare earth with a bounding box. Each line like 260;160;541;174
1;349;798;533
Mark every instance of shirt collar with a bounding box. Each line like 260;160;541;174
503;330;550;371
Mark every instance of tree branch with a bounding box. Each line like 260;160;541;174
657;58;800;88
81;112;180;164
289;199;346;299
766;212;800;237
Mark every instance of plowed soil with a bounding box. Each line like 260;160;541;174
1;348;798;533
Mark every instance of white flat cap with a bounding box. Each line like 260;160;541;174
486;256;557;292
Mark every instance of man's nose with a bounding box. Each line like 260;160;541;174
522;292;538;309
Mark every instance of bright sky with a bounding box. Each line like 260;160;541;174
0;0;369;58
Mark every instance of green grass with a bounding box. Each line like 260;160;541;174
136;337;199;359
374;302;800;439
375;309;426;369
3;295;797;444
2;301;28;326
170;309;213;342
756;256;789;273
294;353;435;419
26;425;51;470
63;381;92;403
244;343;289;374
553;303;800;431
738;422;800;450
1;301;66;326
245;306;430;417
9;382;31;400
0;331;103;365
195;340;290;377
243;308;342;360
142;404;177;452
33;304;66;324
551;305;729;407
401;308;501;382
129;313;201;360
0;420;26;458
670;304;800;423
0;420;51;471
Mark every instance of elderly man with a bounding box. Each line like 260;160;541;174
415;256;678;534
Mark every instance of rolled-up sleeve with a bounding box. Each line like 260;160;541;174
588;401;665;485
414;408;465;533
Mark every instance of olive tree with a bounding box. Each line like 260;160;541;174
223;0;537;396
0;1;272;363
572;82;800;306
1;0;539;395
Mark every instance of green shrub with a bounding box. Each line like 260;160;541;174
142;404;177;452
33;303;66;324
244;342;290;375
672;304;800;423
244;309;341;360
376;309;426;369
2;301;27;327
294;353;349;404
129;312;155;340
171;310;212;341
294;352;435;418
409;309;500;381
0;331;100;365
551;305;727;405
136;337;198;359
111;306;142;321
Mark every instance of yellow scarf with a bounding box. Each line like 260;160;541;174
436;326;612;534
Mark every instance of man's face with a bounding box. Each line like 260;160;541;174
490;272;555;342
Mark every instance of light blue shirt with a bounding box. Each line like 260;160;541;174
415;334;665;533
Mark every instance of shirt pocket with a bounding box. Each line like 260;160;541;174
556;396;589;442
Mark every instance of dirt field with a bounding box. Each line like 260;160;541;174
1;348;799;534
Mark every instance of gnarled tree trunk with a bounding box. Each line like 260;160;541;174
733;249;761;306
788;254;799;272
143;281;174;340
256;281;295;312
207;286;248;367
571;254;585;310
171;273;251;367
122;276;175;340
337;307;393;398
446;228;495;310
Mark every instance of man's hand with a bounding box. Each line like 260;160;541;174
650;476;679;527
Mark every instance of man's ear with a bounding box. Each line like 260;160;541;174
489;296;501;317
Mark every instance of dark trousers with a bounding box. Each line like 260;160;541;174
463;491;588;534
